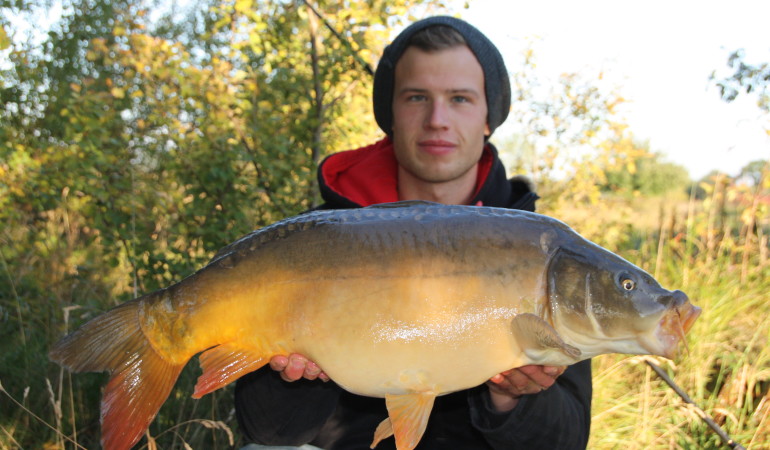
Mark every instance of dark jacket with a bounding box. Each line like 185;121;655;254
235;138;592;449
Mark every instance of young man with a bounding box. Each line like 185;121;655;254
235;16;592;449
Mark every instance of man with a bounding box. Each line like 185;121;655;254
235;16;592;449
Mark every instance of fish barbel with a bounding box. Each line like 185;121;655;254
49;201;701;450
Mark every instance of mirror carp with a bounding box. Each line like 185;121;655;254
50;201;701;450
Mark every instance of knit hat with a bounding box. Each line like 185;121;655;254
372;16;511;137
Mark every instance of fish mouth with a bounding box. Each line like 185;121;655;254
657;301;702;359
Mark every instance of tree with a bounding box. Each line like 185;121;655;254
712;49;770;138
713;49;770;111
500;43;650;213
738;159;769;186
602;145;691;197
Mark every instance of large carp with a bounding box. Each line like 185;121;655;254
50;201;700;450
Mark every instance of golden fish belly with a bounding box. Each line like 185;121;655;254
285;272;538;397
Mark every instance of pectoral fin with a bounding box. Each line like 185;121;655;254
193;344;268;398
370;392;436;450
511;313;581;363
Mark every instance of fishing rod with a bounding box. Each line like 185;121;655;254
645;360;746;450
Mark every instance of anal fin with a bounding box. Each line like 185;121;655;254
193;344;269;398
370;392;436;450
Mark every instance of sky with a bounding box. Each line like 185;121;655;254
452;0;770;179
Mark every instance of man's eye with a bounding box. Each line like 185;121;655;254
407;95;427;102
452;96;470;103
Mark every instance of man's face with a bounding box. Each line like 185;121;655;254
391;45;490;185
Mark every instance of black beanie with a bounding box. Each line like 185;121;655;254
373;16;511;137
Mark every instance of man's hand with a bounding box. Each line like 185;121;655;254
486;365;566;412
269;353;330;383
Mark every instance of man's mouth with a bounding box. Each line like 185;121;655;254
418;140;456;155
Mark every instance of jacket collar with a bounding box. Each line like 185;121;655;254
318;137;502;208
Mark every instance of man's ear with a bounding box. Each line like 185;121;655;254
485;123;490;136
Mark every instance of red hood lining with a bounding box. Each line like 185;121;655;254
320;137;494;207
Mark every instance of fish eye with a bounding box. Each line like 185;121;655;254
621;279;636;291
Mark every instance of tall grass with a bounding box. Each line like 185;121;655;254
585;176;770;449
1;175;768;449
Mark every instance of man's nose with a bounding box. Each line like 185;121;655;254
425;100;450;129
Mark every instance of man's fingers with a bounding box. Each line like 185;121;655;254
517;365;566;389
270;353;329;383
305;361;330;382
278;354;307;382
506;368;534;392
489;368;533;396
489;365;567;397
303;361;322;380
269;355;289;371
543;365;565;377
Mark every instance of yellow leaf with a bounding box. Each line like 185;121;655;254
0;24;10;51
91;38;108;52
111;87;125;99
234;0;252;13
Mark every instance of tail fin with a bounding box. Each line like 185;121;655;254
49;300;185;450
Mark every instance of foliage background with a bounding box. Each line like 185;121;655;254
1;0;768;448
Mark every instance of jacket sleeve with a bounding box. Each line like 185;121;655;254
234;366;342;445
468;359;592;449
